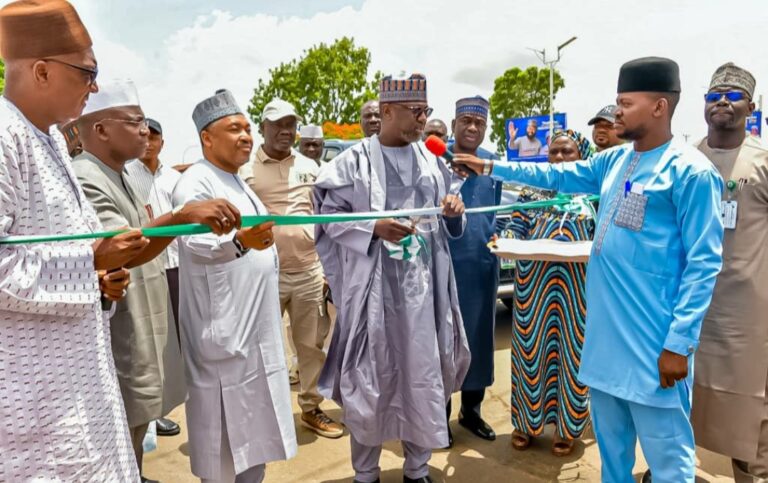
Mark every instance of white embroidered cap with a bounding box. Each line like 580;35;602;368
82;79;140;115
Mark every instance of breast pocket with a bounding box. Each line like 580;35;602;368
614;192;648;232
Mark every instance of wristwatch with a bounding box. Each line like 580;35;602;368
232;232;249;256
482;159;493;176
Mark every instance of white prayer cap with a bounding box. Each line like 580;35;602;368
299;124;323;139
82;79;140;116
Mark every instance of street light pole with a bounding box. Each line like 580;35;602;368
529;36;577;139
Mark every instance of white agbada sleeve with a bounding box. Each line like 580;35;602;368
172;169;241;263
0;141;99;318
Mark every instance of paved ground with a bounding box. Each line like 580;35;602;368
145;304;737;482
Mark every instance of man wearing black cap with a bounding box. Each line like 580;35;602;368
588;105;623;152
454;57;724;482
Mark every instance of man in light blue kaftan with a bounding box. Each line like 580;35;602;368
454;57;724;483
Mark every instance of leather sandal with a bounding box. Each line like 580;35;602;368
551;433;575;457
511;429;532;450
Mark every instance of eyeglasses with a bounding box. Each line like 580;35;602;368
704;91;749;103
43;58;98;86
395;104;434;119
100;118;149;129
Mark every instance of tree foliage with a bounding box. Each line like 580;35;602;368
0;59;5;94
489;66;565;154
248;37;382;126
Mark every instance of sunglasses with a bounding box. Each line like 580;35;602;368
395;104;434;119
44;58;99;86
704;91;749;103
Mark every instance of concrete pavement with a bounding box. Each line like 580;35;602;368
144;304;737;482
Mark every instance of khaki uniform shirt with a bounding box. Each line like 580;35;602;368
239;147;320;273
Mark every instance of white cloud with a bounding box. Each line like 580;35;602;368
63;0;768;163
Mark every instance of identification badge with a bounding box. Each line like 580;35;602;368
721;200;738;230
614;192;648;232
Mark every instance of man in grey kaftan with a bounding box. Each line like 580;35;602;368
315;73;470;483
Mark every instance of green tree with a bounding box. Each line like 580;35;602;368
0;59;5;94
248;37;382;126
489;66;565;154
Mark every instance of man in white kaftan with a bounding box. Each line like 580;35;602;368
172;89;297;483
0;1;148;480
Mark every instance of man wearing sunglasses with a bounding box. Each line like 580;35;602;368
73;79;242;483
684;63;768;483
0;1;159;481
314;73;469;483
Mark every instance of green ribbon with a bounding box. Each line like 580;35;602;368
0;195;599;246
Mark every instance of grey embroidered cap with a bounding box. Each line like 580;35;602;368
192;89;243;133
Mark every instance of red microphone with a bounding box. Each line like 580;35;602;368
424;135;453;161
425;135;475;177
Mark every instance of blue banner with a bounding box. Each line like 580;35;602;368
747;110;762;137
505;113;567;162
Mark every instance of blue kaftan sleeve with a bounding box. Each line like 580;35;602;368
664;170;724;356
490;155;606;195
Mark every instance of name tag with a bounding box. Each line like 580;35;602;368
721;200;738;230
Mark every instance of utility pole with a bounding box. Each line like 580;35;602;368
529;36;577;139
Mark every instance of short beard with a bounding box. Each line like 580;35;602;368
617;125;647;141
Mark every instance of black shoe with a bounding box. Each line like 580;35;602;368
141;477;160;483
155;417;180;437
404;477;432;483
353;480;379;483
458;411;496;441
641;470;652;483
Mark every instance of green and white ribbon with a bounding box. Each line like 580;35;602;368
0;195;599;246
384;234;428;261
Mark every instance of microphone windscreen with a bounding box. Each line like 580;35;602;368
424;135;448;157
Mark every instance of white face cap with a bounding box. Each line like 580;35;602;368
261;98;303;123
299;124;323;139
82;79;140;115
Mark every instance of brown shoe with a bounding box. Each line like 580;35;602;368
301;409;344;439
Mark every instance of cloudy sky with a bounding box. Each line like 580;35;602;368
32;0;768;163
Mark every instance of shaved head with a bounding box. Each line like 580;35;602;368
423;118;448;142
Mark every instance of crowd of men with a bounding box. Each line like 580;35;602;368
0;1;766;483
